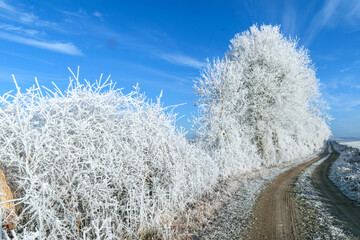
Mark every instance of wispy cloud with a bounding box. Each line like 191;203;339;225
313;54;337;62
93;11;103;20
0;0;13;11
324;75;359;90
324;92;360;111
334;99;360;111
0;0;56;27
110;61;195;95
322;74;360;112
340;67;350;72
303;0;341;45
57;8;87;18
0;48;54;65
346;1;360;29
346;100;360;109
134;64;192;83
0;66;65;84
338;60;360;73
282;1;297;36
93;11;102;17
0;23;41;37
158;53;205;69
0;1;83;55
57;7;103;21
0;32;82;55
304;0;360;45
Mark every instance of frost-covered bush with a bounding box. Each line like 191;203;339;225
330;141;360;204
194;25;331;172
0;68;218;239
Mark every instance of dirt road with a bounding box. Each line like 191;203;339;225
245;149;329;239
312;145;360;237
246;144;360;239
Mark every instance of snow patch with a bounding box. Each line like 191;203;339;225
330;142;360;205
294;152;352;239
338;141;360;151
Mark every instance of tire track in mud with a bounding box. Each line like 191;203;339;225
312;144;360;238
245;149;329;239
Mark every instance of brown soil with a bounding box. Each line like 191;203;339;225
312;144;360;238
0;169;16;231
245;149;329;240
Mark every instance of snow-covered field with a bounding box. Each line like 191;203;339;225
330;142;360;205
338;141;360;151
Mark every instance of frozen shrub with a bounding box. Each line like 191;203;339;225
194;25;331;172
0;68;217;239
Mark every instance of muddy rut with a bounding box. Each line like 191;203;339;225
245;149;329;239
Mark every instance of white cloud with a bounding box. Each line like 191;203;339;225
324;92;360;111
0;0;14;11
282;1;297;36
304;0;360;45
57;8;103;21
303;0;341;45
338;60;360;73
319;0;341;25
0;1;83;55
93;11;104;21
158;53;205;69
134;63;190;83
0;0;56;27
344;100;360;110
0;32;82;56
314;54;336;61
327;75;358;90
57;8;89;18
93;11;102;18
0;23;40;36
346;1;360;27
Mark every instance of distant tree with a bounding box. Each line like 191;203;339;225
195;25;331;167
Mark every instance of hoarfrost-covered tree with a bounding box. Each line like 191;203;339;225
195;25;331;169
0;68;218;239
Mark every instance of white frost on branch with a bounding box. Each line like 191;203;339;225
0;24;332;239
194;25;331;174
0;68;217;239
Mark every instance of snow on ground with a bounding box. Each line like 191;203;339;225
178;150;325;239
294;146;353;239
330;142;360;205
338;141;360;151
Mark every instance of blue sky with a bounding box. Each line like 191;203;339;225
0;0;359;137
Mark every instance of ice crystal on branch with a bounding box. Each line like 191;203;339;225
0;68;217;239
194;25;331;172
